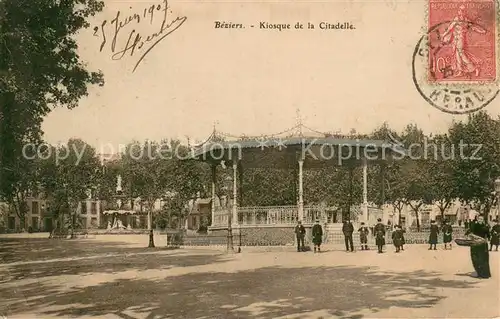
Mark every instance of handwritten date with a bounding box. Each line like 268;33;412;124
94;0;187;72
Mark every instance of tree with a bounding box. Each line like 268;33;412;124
384;161;407;225
40;139;101;238
0;0;104;205
162;140;205;229
448;112;500;218
402;159;434;231
426;134;457;221
369;123;403;208
121;141;172;247
399;124;434;231
3;144;41;231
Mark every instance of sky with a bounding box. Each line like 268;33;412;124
41;0;500;151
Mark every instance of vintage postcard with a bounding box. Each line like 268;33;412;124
1;0;500;318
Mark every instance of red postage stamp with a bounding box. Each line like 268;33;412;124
428;0;497;82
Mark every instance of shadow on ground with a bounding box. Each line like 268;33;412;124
1;264;480;319
0;237;175;263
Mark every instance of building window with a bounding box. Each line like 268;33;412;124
81;202;87;214
91;217;98;228
32;201;39;215
90;202;97;215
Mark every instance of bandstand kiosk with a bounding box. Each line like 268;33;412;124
189;122;404;245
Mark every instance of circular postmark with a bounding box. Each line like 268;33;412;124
412;21;500;114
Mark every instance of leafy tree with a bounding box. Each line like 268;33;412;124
162;140;205;228
97;159;123;203
40;139;101;237
399;124;433;231
0;0;104;208
426;134;457;221
242;167;295;206
402;160;434;231
121;141;169;247
448;112;500;218
3;144;41;231
384;161;407;225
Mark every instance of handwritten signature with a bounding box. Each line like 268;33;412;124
94;0;187;72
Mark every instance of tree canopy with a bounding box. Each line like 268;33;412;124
0;0;105;203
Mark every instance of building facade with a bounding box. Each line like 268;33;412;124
2;197;102;232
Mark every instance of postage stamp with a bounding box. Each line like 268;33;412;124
428;0;496;82
412;0;500;114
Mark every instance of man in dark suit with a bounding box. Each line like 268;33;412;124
374;218;386;253
312;219;323;253
294;221;306;252
342;219;354;252
428;220;439;250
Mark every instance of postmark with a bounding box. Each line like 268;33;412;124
412;0;500;114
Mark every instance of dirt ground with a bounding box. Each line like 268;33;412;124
0;234;498;318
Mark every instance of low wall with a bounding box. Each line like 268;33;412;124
327;228;467;246
209;226;298;246
201;225;468;247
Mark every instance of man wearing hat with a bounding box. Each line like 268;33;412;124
294;220;306;252
358;222;370;250
429;220;439;250
374;218;386;253
312;219;323;253
342;219;355;252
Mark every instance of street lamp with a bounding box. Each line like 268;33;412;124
224;175;235;253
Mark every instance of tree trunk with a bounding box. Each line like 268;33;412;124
70;214;75;239
440;207;446;223
148;210;155;248
415;210;420;232
19;214;25;232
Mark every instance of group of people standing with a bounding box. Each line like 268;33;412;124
294;216;500;280
294;218;403;253
294;220;324;253
341;218;399;253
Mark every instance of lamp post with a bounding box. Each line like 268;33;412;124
495;178;500;221
224;175;235;253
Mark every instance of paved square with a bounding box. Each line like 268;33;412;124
0;234;499;318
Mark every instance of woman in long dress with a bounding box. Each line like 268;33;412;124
465;215;491;279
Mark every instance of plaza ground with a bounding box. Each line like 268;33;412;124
0;234;499;319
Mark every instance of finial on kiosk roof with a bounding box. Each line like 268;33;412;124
295;108;303;137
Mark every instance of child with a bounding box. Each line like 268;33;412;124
442;219;453;250
392;225;404;253
358;222;370;250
